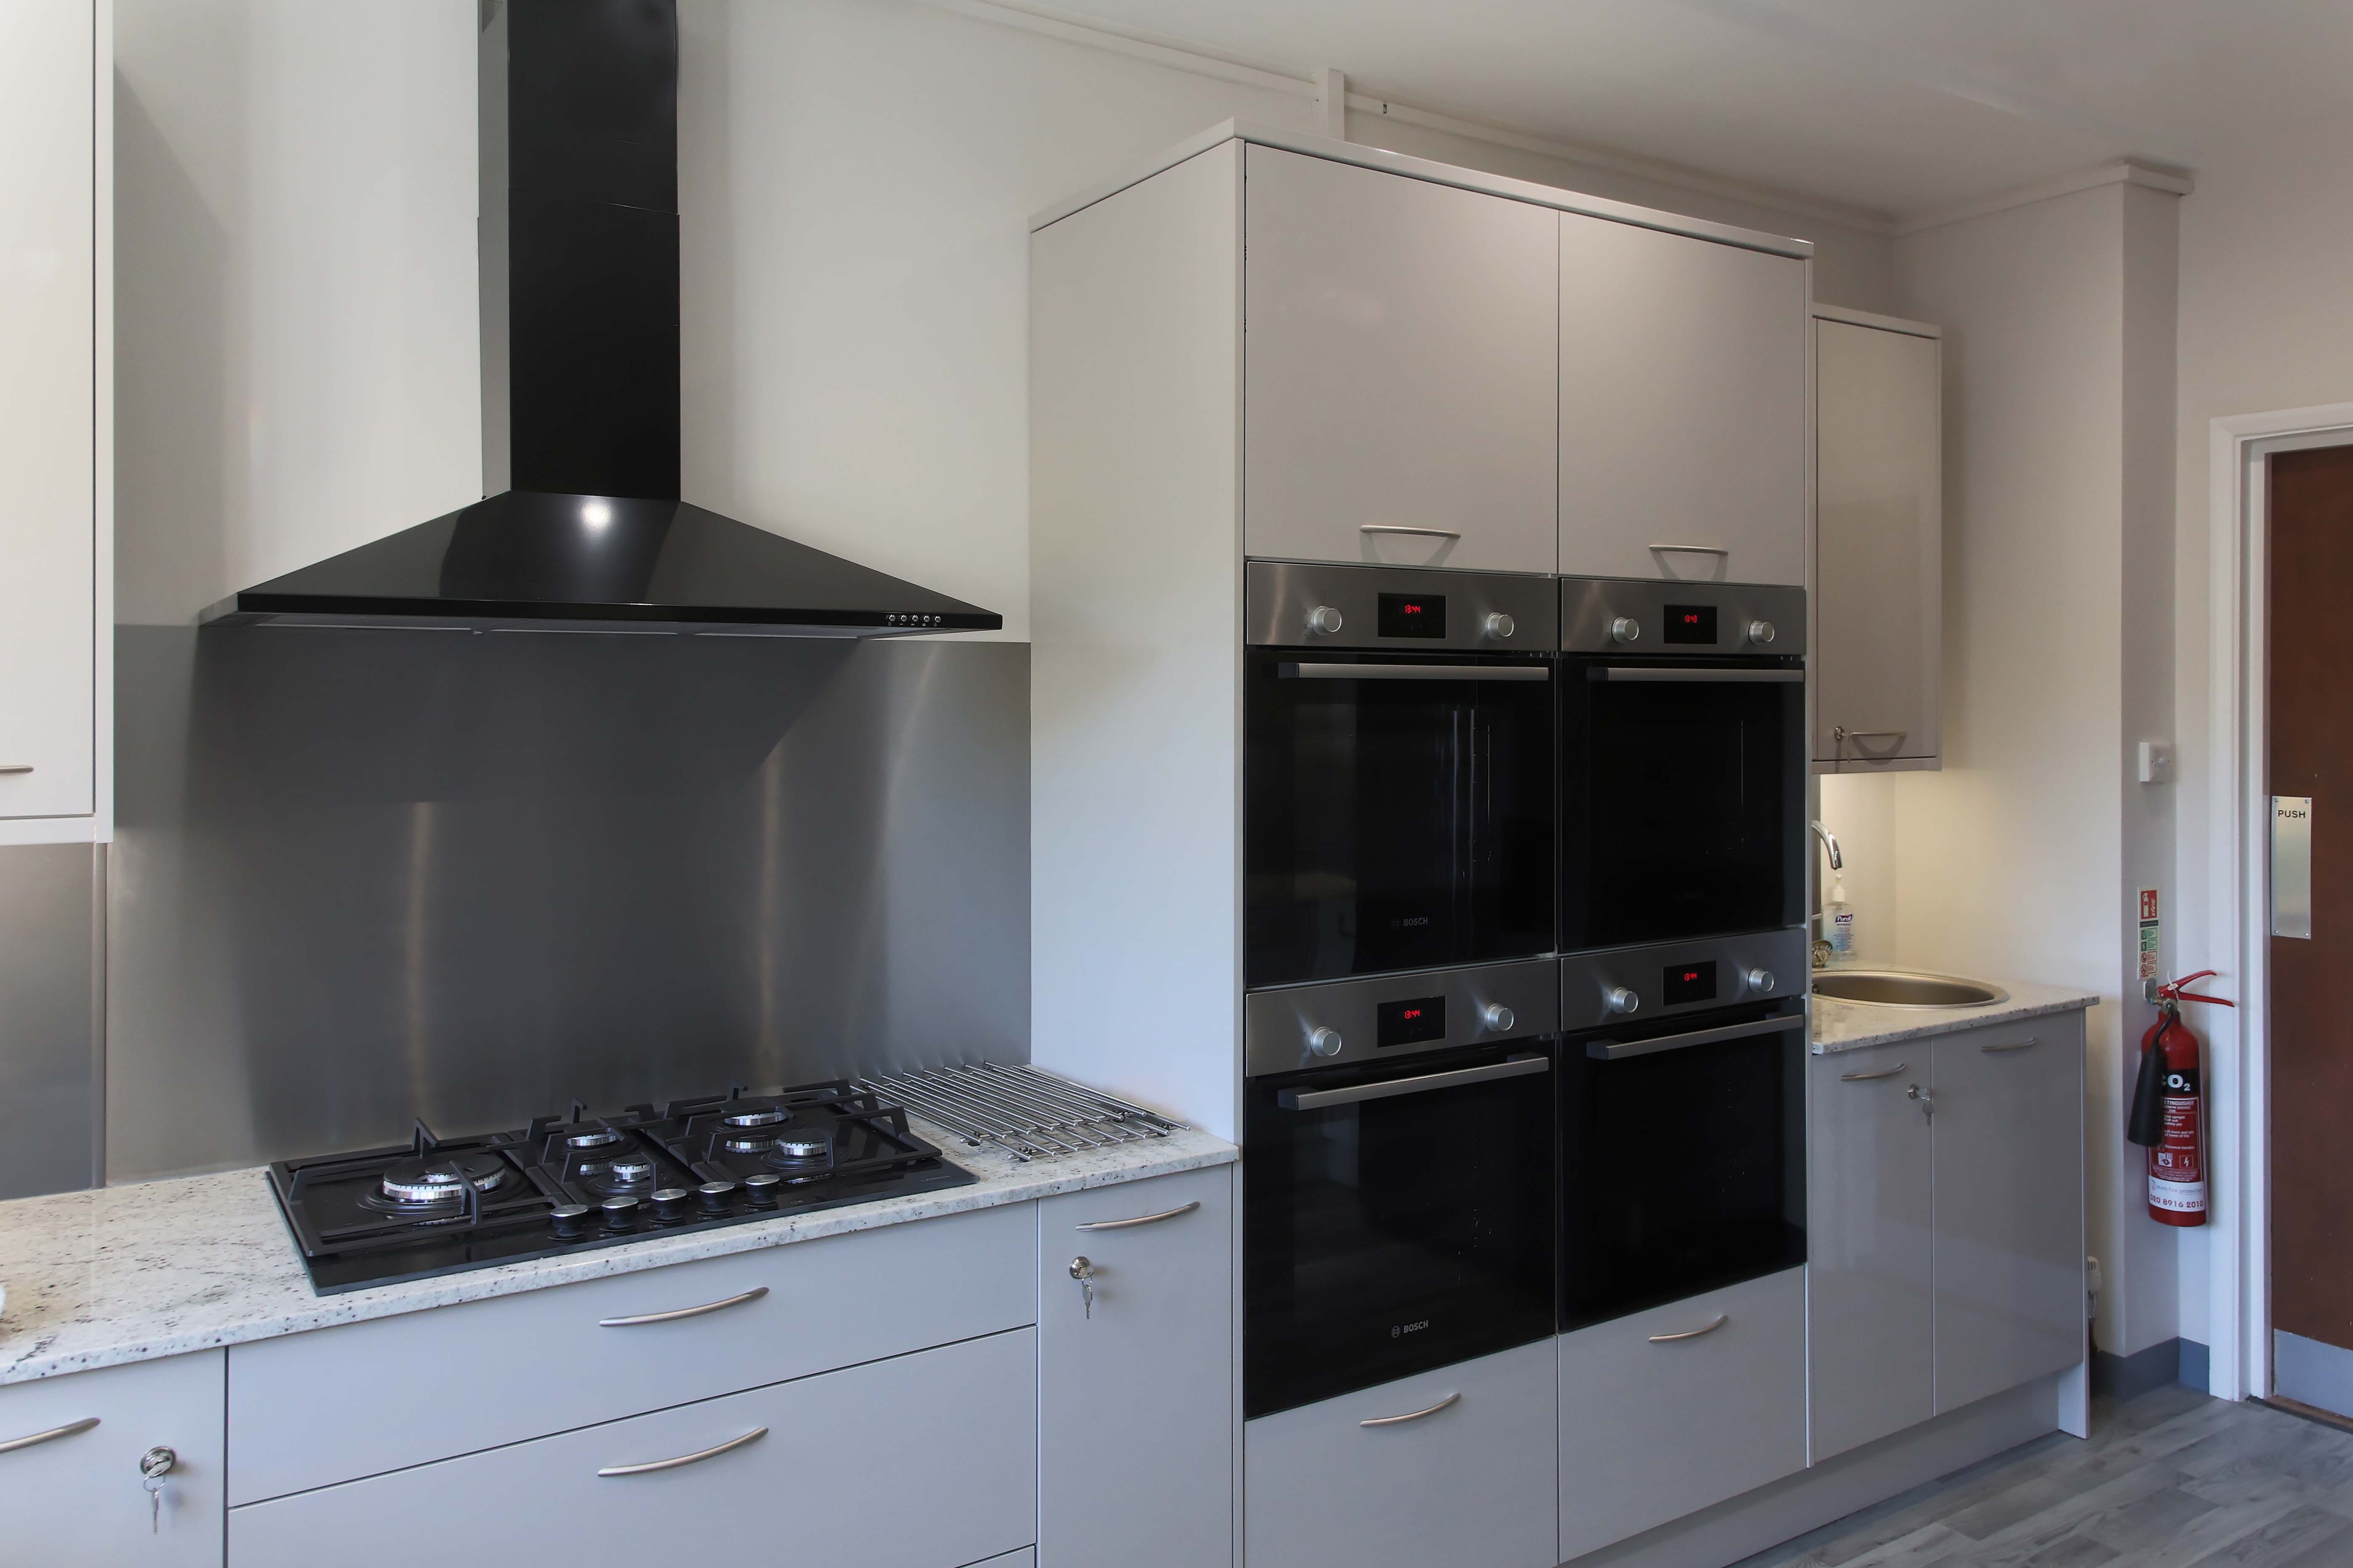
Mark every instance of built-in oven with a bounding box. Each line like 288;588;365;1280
1243;959;1560;1418
1557;578;1806;954
1556;932;1809;1332
1245;561;1559;989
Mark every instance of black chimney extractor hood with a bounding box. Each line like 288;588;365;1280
203;0;1000;637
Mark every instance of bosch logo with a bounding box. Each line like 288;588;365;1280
1391;1319;1430;1338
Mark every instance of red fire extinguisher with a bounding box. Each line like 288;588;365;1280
2127;970;2234;1226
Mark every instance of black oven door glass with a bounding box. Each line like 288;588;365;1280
1245;1043;1557;1419
1247;651;1554;987
1562;663;1802;951
1559;1008;1805;1331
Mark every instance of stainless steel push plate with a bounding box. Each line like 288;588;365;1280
2274;795;2313;939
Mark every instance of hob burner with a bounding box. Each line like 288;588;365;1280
376;1153;506;1206
721;1107;788;1128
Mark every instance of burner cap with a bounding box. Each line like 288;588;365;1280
380;1154;506;1204
772;1129;830;1161
565;1128;622;1149
606;1153;655;1184
722;1133;776;1154
721;1107;787;1129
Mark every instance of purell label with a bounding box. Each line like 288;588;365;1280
1829;909;1854;955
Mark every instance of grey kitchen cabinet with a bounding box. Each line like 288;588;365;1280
1813;310;1942;770
1807;1011;2087;1460
1038;1166;1234;1568
1557;1267;1806;1559
0;1350;226;1565
1244;144;1559;576
1932;1014;2087;1413
1807;1040;1935;1462
229;1328;1038;1568
1558;214;1808;586
1245;1338;1558;1568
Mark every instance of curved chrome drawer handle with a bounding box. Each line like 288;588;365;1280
1360;1392;1460;1428
0;1416;99;1455
1648;1314;1729;1343
597;1425;767;1477
598;1285;768;1328
1359;524;1462;540
1649;543;1731;556
1075;1200;1200;1232
1981;1037;2041;1053
1840;1062;1908;1082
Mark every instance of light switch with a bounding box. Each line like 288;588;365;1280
2138;740;2174;785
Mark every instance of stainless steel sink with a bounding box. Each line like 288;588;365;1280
1810;969;2011;1009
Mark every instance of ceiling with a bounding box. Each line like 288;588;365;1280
1011;0;2353;221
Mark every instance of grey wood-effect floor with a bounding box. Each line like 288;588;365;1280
1735;1385;2353;1568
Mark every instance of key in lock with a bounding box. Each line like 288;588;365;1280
140;1446;176;1534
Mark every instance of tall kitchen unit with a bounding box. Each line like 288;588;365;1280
1030;122;1809;1568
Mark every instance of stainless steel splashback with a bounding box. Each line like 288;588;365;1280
0;843;103;1199
106;627;1029;1182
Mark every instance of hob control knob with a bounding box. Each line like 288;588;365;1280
650;1187;690;1223
1308;1026;1345;1058
1604;986;1641;1016
1609;616;1641;645
1305;605;1345;637
1745;967;1777;995
696;1180;737;1214
549;1203;588;1238
599;1196;640;1232
1747;619;1776;647
741;1173;782;1208
1484;612;1516;640
1480;1002;1517;1032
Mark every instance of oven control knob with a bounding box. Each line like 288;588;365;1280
1609;616;1641;645
1484;612;1516;640
599;1196;641;1232
697;1180;738;1214
549;1203;588;1238
1308;1026;1345;1058
1603;986;1641;1016
1745;967;1777;995
1746;619;1776;646
650;1187;691;1223
1480;1002;1516;1032
1305;605;1345;637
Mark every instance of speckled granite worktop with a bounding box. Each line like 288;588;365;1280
1811;976;2100;1055
0;1118;1235;1385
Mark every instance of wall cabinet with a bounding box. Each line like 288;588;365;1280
1813;310;1942;770
1244;145;1558;575
0;0;110;843
1808;1012;2085;1461
1559;216;1808;586
1039;1166;1234;1568
0;1349;225;1563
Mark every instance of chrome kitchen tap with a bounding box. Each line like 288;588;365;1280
1810;821;1842;968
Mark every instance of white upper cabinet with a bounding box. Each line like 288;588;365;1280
0;0;109;842
1558;215;1806;585
1244;145;1557;575
1814;312;1941;769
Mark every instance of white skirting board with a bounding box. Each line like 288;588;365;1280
1559;1368;2074;1568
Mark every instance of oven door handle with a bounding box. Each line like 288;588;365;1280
1589;667;1803;684
1588;1014;1800;1061
1280;663;1551;682
1277;1054;1550;1110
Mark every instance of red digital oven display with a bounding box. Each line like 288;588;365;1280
1662;962;1718;1006
1376;996;1448;1047
1377;593;1448;639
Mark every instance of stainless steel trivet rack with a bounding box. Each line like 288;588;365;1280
857;1063;1186;1163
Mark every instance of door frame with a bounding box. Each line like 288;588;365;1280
2205;401;2353;1402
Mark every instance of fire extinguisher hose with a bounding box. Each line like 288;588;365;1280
2127;1004;2172;1148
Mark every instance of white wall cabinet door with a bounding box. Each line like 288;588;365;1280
1815;316;1941;767
1038;1166;1233;1568
0;0;106;835
1808;1042;1935;1462
1559;216;1805;585
0;1351;226;1565
1244;145;1557;575
230;1329;1037;1568
1932;1015;2086;1414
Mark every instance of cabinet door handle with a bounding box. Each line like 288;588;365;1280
1359;524;1462;540
598;1285;768;1327
596;1426;767;1477
1839;1061;1908;1081
0;1416;99;1454
0;764;33;775
1649;543;1730;556
1075;1200;1200;1232
1648;1314;1729;1343
1981;1038;2040;1053
1360;1392;1460;1428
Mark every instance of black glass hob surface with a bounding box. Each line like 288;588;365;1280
267;1081;975;1294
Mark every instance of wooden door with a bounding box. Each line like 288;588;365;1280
2270;442;2353;1412
1243;145;1558;575
1558;215;1806;586
1038;1166;1233;1568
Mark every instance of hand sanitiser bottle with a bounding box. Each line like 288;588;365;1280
1824;871;1856;964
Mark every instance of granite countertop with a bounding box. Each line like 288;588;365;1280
0;1118;1236;1386
1810;975;2102;1055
